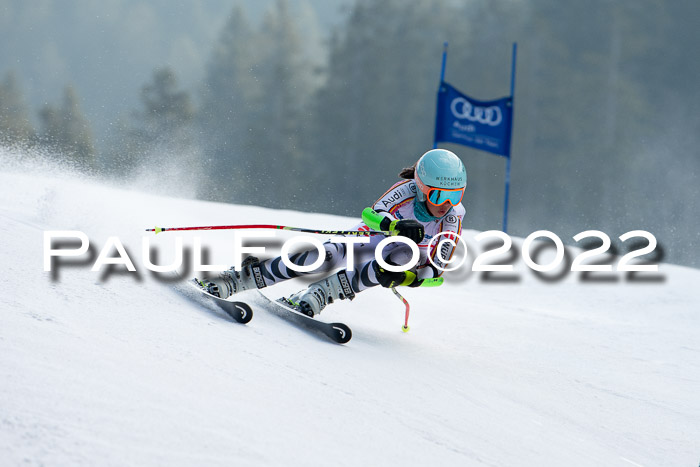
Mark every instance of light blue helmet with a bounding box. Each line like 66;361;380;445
414;149;467;205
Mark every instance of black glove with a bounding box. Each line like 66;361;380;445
389;219;424;244
407;277;424;288
372;261;419;288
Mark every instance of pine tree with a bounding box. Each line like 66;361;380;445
139;67;194;143
0;71;35;147
39;85;95;170
311;0;461;215
199;6;259;203
120;67;196;176
248;0;316;208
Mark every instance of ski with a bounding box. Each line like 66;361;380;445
257;291;352;344
188;279;253;324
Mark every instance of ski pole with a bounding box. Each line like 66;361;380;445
391;287;411;333
391;277;443;333
146;224;391;237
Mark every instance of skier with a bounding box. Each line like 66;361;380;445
194;148;467;317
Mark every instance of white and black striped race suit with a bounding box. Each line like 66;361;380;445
256;179;465;293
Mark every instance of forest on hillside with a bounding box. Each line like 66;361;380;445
1;0;699;267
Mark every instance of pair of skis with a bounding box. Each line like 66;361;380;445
157;222;444;344
190;280;352;344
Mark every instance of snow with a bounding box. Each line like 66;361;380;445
1;162;699;467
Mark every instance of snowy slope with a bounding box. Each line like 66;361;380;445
1;162;699;467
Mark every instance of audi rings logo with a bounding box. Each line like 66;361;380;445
450;98;502;126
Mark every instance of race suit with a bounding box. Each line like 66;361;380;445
256;179;465;293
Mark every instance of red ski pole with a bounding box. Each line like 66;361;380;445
392;287;412;332
146;224;389;237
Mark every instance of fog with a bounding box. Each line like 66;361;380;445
1;0;698;267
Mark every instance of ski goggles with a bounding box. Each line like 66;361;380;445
426;186;465;207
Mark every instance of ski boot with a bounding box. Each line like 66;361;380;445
285;271;355;317
194;256;266;298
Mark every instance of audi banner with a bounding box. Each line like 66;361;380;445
434;81;513;158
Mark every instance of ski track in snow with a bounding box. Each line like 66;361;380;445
1;166;699;467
